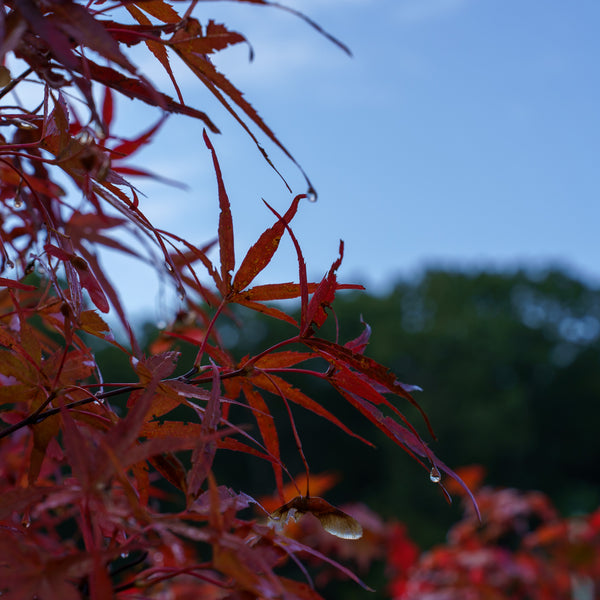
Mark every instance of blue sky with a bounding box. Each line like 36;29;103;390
104;0;600;319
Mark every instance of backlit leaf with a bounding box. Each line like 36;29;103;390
233;195;302;292
204;130;234;292
84;61;220;131
252;372;373;446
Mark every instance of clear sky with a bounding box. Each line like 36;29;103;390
103;0;600;320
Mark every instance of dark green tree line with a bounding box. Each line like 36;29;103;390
146;267;597;547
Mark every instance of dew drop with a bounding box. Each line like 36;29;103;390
120;552;129;559
177;285;186;301
13;197;23;209
21;516;31;528
306;187;317;203
164;261;174;274
429;465;441;483
5;259;15;269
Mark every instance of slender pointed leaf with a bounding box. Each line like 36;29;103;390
253;372;374;446
241;382;283;496
233;195;301;292
204;130;234;291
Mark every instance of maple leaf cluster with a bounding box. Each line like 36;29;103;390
1;0;476;597
387;482;600;600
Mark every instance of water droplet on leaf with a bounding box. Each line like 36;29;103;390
306;187;317;202
13;197;23;209
429;465;441;483
164;261;174;273
5;260;14;269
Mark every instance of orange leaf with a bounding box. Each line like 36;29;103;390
79;310;110;338
29;413;60;483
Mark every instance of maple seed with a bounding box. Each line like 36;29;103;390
16;119;38;130
70;255;89;271
268;496;363;540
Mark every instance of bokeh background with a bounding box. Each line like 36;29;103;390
90;1;600;596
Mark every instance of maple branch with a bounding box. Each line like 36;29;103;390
0;384;140;439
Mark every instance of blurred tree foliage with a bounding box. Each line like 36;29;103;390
129;267;600;548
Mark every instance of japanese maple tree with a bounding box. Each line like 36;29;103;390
0;0;475;597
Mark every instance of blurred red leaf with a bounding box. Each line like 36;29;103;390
84;61;220;131
13;0;80;70
29;411;60;484
50;2;137;73
0;278;36;291
274;533;374;592
0;531;86;600
111;116;166;158
187;361;223;498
